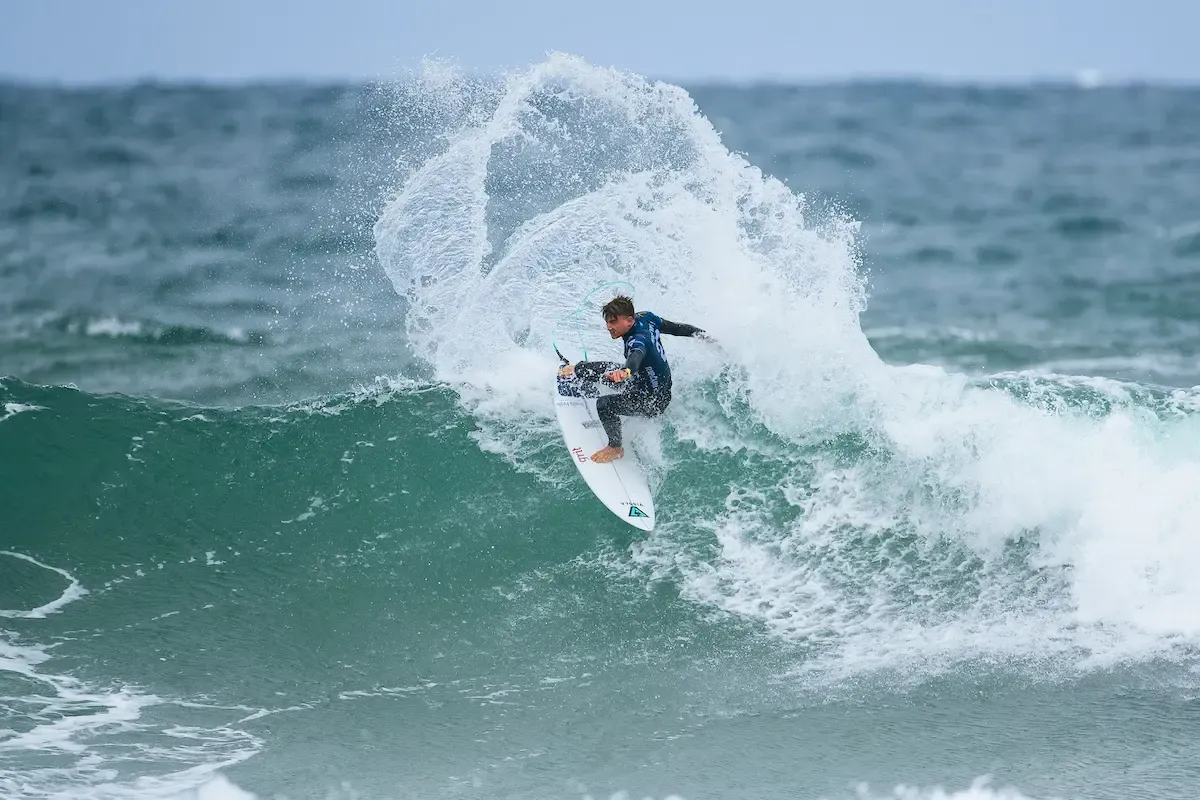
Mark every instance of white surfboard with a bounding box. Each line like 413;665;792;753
554;381;655;531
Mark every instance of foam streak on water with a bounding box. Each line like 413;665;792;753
0;552;88;619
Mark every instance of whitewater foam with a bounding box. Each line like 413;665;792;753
163;773;1046;800
373;53;869;473
855;778;1053;800
0;403;43;424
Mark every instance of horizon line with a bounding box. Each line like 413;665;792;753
3;69;1199;91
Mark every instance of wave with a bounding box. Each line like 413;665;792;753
5;58;1200;705
7;47;1197;702
44;313;265;346
6;349;1200;683
367;54;1200;680
3;65;1200;786
8;54;1200;800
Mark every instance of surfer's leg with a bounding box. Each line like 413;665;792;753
597;389;670;446
643;388;671;417
595;394;627;448
592;391;668;462
574;361;624;384
592;393;640;462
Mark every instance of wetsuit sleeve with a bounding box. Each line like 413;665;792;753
624;334;649;373
624;347;646;373
657;319;704;337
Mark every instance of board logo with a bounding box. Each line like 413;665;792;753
628;505;649;519
571;447;588;463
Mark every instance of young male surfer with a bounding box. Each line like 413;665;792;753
558;295;707;463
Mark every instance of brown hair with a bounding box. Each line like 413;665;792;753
601;295;635;321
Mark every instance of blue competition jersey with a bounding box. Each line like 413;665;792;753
624;312;672;393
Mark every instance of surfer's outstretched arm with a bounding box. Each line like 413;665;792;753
656;319;706;337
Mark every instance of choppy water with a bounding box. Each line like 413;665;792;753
4;55;1200;799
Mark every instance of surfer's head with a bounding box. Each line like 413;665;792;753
602;296;636;338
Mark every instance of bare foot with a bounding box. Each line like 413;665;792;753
591;446;624;463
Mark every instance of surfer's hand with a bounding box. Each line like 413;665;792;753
558;363;575;378
605;368;630;383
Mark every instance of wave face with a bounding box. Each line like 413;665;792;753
4;57;1200;799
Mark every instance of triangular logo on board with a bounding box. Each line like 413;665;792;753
628;506;649;518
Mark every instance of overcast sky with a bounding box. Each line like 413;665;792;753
1;0;1196;85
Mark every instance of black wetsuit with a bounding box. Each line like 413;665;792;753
572;312;704;448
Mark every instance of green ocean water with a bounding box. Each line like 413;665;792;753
4;56;1200;799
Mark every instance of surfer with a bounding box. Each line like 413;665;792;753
558;296;707;463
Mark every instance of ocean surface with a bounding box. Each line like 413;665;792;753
4;54;1200;799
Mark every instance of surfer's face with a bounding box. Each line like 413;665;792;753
605;314;635;338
